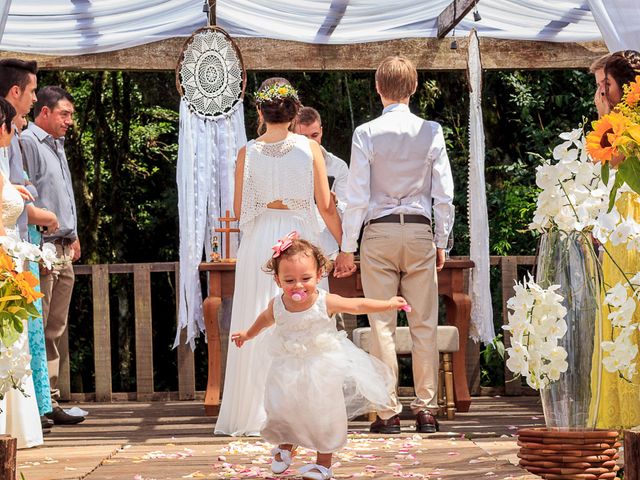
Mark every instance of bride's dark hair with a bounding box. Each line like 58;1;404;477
603;50;640;103
255;77;301;135
0;97;15;135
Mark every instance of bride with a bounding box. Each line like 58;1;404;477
214;78;342;436
0;97;43;448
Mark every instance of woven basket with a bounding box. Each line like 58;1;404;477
517;428;621;480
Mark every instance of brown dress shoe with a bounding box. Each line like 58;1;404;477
369;414;401;434
416;410;439;433
45;407;85;425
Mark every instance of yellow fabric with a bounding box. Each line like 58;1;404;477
593;191;640;430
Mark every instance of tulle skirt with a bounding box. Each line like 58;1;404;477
262;330;395;453
214;209;319;436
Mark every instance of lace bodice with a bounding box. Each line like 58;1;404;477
2;177;24;240
270;289;346;357
240;134;319;232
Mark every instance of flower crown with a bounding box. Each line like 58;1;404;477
255;83;299;104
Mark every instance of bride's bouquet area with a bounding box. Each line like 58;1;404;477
0;237;57;400
504;75;640;430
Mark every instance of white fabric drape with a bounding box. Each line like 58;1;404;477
175;99;245;349
587;0;640;51
0;1;605;55
467;30;495;344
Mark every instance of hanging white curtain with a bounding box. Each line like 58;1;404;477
467;30;495;344
587;0;640;51
174;99;245;349
0;1;604;55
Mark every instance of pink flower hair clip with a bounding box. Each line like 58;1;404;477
272;231;299;258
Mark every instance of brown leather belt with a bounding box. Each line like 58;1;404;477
368;214;431;225
51;238;74;247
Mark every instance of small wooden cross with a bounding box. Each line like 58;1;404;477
215;210;239;260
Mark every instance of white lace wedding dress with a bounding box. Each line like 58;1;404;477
214;134;323;436
0;170;43;448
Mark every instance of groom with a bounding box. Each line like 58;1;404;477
335;55;454;433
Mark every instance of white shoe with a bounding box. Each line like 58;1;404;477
270;446;293;474
299;463;334;480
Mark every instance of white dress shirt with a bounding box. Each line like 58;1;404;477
341;103;455;252
317;147;349;258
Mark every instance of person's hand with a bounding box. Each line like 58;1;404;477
231;331;250;348
14;185;34;202
387;296;408;310
44;211;59;234
70;238;81;262
594;85;611;118
436;248;446;272
333;251;357;278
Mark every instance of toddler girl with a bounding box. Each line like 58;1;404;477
232;232;405;480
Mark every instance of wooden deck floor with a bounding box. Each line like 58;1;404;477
16;396;553;480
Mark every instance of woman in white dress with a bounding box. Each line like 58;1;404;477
0;98;43;448
214;78;342;436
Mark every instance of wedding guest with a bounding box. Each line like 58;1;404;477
21;86;84;425
214;78;342;436
335;55;455;434
0;96;43;448
232;234;397;480
589;50;640;430
0;60;58;432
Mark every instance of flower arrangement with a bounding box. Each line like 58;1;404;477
586;75;640;208
506;125;640;391
504;275;569;390
0;237;57;399
254;83;299;104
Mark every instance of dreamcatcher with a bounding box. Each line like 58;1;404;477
174;25;247;348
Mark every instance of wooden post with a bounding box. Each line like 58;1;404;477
501;256;521;395
625;428;640;480
134;264;154;401
175;264;196;400
437;0;476;38
0;435;16;480
215;210;239;259
92;265;112;402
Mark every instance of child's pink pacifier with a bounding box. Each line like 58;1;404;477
291;290;308;302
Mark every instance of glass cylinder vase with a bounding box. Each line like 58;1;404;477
535;230;603;429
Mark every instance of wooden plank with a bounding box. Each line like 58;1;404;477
58;325;71;401
437;0;476;39
175;264;196;400
133;264;154;401
0;435;16;480
92;265;112;402
0;37;607;71
624;428;640;480
500;256;521;395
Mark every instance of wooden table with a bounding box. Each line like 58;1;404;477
200;259;474;416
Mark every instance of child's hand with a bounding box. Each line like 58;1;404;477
388;296;409;310
231;331;250;347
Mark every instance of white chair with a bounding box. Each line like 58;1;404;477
352;325;459;420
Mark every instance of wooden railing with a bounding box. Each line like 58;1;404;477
56;256;537;402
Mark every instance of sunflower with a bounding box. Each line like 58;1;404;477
586;111;628;163
624;75;640;107
12;271;44;303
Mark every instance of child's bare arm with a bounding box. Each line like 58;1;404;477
231;299;276;347
326;293;408;316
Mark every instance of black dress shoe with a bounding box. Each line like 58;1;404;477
416;410;439;433
369;414;401;434
45;407;85;425
41;415;54;429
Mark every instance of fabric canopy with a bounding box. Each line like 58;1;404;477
0;0;615;56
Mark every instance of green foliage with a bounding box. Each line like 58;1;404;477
480;334;505;387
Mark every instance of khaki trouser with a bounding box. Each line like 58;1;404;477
360;221;439;417
40;243;75;407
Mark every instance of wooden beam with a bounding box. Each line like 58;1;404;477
437;0;476;39
0;37;608;71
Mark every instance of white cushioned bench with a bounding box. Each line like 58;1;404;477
352;325;459;420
